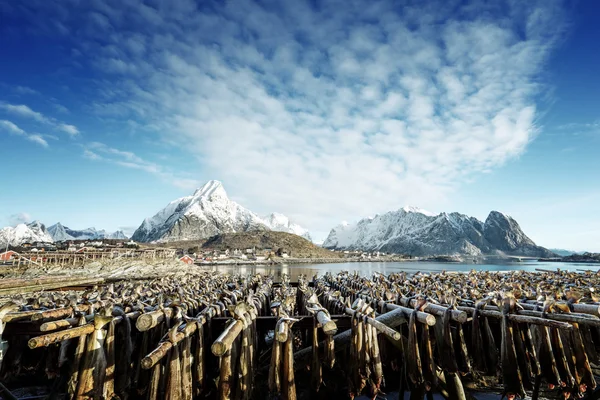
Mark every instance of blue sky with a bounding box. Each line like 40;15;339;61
0;0;598;251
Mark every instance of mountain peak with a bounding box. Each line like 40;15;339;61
401;205;436;217
262;213;312;241
324;207;553;257
132;183;312;243
192;180;227;199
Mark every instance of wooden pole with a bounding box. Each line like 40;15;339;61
345;306;401;340
212;319;244;357
135;308;173;332
382;303;436;326
294;305;407;362
141;322;199;369
28;323;95;349
457;306;573;330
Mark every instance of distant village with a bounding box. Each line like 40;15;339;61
3;238;139;254
179;247;409;265
1;237;414;267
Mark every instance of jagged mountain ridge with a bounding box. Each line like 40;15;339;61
323;208;555;257
262;213;312;241
0;221;54;246
48;222;128;241
131;180;311;243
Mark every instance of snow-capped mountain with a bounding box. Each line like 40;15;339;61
48;222;128;241
108;230;128;240
262;213;312;241
131;180;270;243
0;221;54;246
323;208;554;257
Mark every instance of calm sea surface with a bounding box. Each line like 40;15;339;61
204;260;599;281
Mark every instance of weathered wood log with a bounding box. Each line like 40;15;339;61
294;305;407;362
382;303;436;326
28;323;95;349
315;310;337;335
135;307;173;331
344;307;401;340
2;309;40;323
212;319;244;357
141;322;199;369
457;306;573;330
521;299;600;316
403;299;468;323
276;318;290;343
218;350;233;400
0;277;104;296
40;317;83;332
31;306;74;321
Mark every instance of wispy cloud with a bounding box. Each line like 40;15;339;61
0;119;49;147
8;212;32;226
0;102;80;136
83;142;200;189
558;121;600;130
5;0;568;230
14;86;40;96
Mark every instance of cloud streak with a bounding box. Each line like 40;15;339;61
0;102;79;136
5;0;567;231
8;212;31;226
0;119;49;147
83;142;200;189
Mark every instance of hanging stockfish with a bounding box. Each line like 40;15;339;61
269;324;283;395
148;360;162;400
181;332;193;400
369;316;384;397
192;317;206;397
542;300;576;391
0;301;19;371
532;322;561;390
472;300;489;374
310;318;322;392
406;298;425;397
165;319;184;400
500;297;526;399
75;313;113;398
419;320;436;392
103;305;117;399
281;317;299;400
236;306;255;400
564;297;596;394
438;303;459;374
324;334;335;369
67;314;89;397
113;305;133;399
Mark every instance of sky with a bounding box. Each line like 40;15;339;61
0;0;599;251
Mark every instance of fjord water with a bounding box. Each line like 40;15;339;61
207;260;598;281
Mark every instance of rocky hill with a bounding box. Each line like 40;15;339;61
200;231;340;259
324;208;555;257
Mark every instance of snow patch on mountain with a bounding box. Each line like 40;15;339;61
48;222;127;241
261;213;312;241
131;180;269;242
132;180;313;243
323;207;554;257
0;221;53;246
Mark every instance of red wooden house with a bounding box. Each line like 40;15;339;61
0;250;17;261
180;255;195;265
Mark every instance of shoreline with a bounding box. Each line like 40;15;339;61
193;256;415;266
